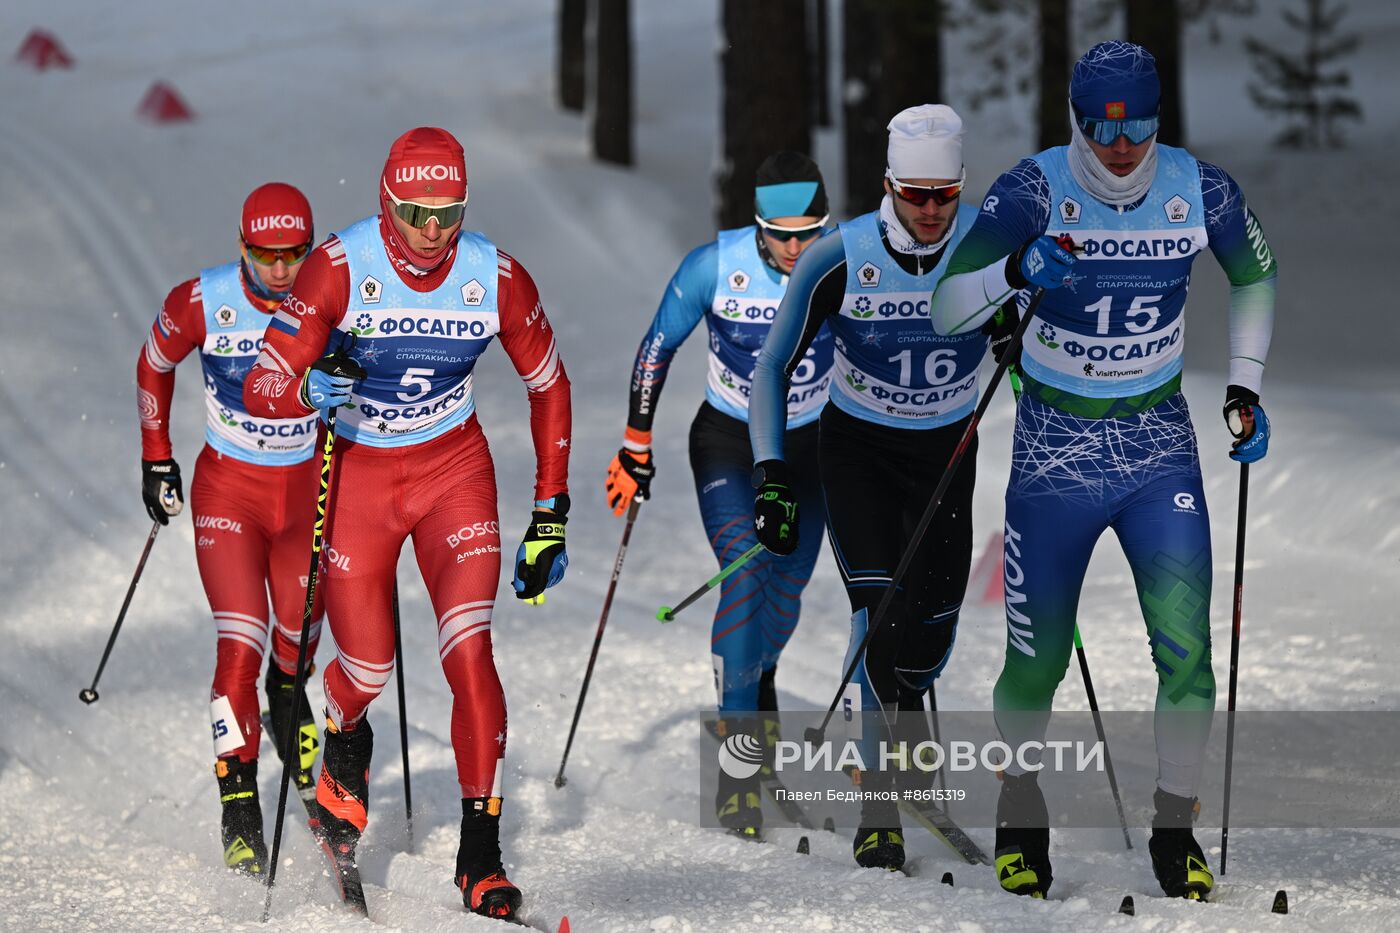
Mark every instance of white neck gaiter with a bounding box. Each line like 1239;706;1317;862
879;194;956;257
1066;113;1158;208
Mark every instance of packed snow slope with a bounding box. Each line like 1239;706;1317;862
0;2;1396;931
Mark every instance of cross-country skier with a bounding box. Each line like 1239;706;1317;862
243;127;571;922
135;182;323;876
605;152;834;841
931;41;1275;900
749;106;989;871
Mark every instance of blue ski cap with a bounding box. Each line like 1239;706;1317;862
754;151;828;220
1070;40;1160;121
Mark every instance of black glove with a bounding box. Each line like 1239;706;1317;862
141;458;184;525
981;296;1022;366
513;507;569;601
751;459;799;556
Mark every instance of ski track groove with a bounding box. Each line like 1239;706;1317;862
0;123;168;549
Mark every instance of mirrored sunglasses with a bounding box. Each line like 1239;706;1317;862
383;182;467;229
755;215;828;243
1076;112;1160;146
243;240;312;265
885;170;965;208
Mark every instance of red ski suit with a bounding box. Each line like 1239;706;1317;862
244;218;570;797
136;273;324;764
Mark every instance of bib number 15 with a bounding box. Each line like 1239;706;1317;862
1084;294;1162;335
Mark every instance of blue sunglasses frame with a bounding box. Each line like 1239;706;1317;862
1075;111;1160;146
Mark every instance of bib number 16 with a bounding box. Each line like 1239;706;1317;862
887;348;957;387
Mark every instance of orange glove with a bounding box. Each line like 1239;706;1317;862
605;448;654;516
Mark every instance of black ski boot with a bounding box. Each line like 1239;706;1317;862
715;717;764;841
309;718;373;887
264;663;319;799
994;770;1052;898
215;757;267;876
1149;788;1214;899
852;826;906;871
455;797;523;921
852;768;905;871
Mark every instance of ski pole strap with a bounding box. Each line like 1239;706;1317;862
657;542;764;623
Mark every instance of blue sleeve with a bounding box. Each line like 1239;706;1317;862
1199;161;1277;286
931;159;1051;335
749;230;846;464
626;242;716;435
1199;161;1277;394
943;159;1051;279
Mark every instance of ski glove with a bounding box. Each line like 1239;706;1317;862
605;448;655;515
300;353;367;413
141;458;184;525
1007;235;1077;291
513;509;568;600
751;459;799;556
1223;385;1270;464
981;296;1022;367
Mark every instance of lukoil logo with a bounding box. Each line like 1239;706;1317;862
248;214;307;234
393;165;462;184
717;732;764;779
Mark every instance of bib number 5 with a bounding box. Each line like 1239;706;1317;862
397;367;435;402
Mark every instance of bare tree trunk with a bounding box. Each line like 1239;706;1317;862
1126;0;1185;145
719;0;812;228
843;0;944;216
1037;0;1072;149
592;0;633;165
811;0;832;127
559;0;587;112
842;0;883;216
876;0;943;118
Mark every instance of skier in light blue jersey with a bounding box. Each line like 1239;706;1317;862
750;106;990;871
931;41;1276;901
606;152;835;841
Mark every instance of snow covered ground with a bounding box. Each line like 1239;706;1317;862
0;2;1397;930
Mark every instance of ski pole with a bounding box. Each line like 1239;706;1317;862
804;285;1050;747
1220;462;1249;875
1073;625;1131;849
79;521;161;704
392;581;413;847
555;497;642;788
656;541;764;623
264;353;363;921
928;686;948;796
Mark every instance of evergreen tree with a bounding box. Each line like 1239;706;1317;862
1244;0;1361;148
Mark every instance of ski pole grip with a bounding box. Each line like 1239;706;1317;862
326;354;367;380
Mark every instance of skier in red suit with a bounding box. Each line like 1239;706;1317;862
244;127;571;921
136;182;324;876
